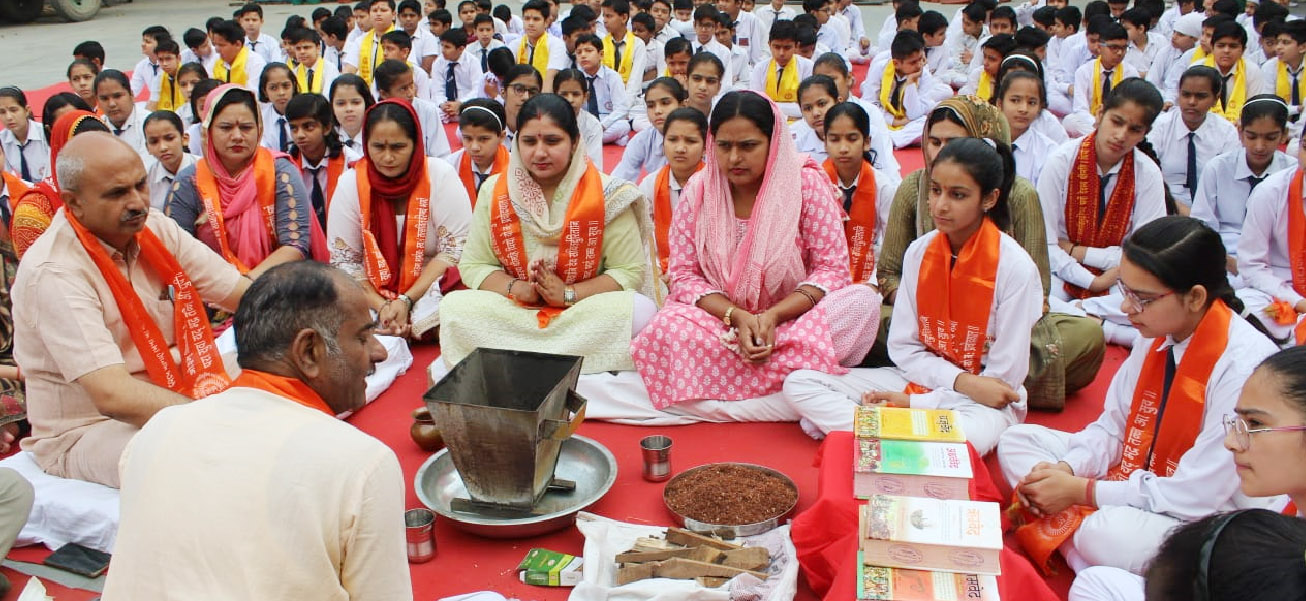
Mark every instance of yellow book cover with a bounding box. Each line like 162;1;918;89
854;406;966;443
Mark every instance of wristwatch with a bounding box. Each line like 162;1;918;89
397;294;414;310
563;286;577;307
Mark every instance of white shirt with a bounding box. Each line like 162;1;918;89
1032;109;1070;144
1062;314;1275;517
261;103;293;153
749;56;813;118
581;66;632;131
343;27;396;70
840;4;867;45
1072;60;1141;116
180;46;219;74
1191;148;1294;256
730;10;768;65
337;127;364;155
411;97;454;158
1259;57;1306;114
0;121;49;182
1146;43;1189;103
722;44;751;91
1124;32;1168;78
1037;137;1169;289
511;34;570;72
1147;109;1241;207
1239;167;1306;305
605;33;649;99
637;165;691;212
101;387;412;601
875;15;897;55
890;228;1042;422
940;32;981;88
130;57;163;99
296;60;340;97
847;96;903;185
186;122;203;156
755;3;797;31
298;147;363;223
690;38;733;72
1154;5;1181;37
430;51;485;104
216;50;267;92
406;27;441;60
827;160;899;246
577;110;605;171
468;39;509;74
147;153;197;212
610;126;664;183
441;148;493;191
102;103;152;160
791;120;828;163
1011;127;1057;188
860;55;952;125
1059;32;1094;87
245;33;283;64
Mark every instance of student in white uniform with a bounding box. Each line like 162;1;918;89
1192;96;1294;297
0;88;49;183
372;60;453;157
258;63;301;153
330;74;376;156
181;28;221;75
287;94;364;228
959;33;1017;100
444;100;510;205
611;76;684;183
601;0;649;100
1259;19;1306;124
820;101;899;277
997;51;1069;143
1237;133;1306;344
1038;78;1167;347
211;19;269;92
288;28;341;99
1000;215;1277;583
1070;345;1306;601
236;2;283;64
1146;12;1204;106
431;29;485;122
718;0;768;65
750;20;813;119
1148;65;1241;210
811;52;901;184
571;35;632;144
685;52;726;116
553;69;606;167
513;0;571;92
791;75;840;162
131;26;171;100
689;5;733;71
715;16;753;91
861;31;951;148
754;0;796;32
998;70;1058;187
142;111;198;212
94;70;152;160
836;0;870;58
638;107;706;273
468;14;509;73
940;2;987;88
918;11;953;75
783;137;1041;455
1203;21;1266;126
1065;22;1140;137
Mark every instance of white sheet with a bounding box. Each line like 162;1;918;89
0;453;118;554
217;328;413;404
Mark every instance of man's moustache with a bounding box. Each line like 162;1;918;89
120;209;148;223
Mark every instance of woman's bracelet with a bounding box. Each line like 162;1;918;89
723;306;736;328
506;277;518;299
1084;478;1096;508
1069;244;1080;259
796;287;819;308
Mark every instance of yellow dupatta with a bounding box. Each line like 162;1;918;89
157;73;183;111
1203;56;1246;122
1091;59;1125;115
213;46;250;86
294;60;325;94
603;31;637;83
1190;46;1208;64
764;56;800;103
518;35;551;73
879;61;906;129
977;69;993;102
1276;60;1303;107
358;25;396;85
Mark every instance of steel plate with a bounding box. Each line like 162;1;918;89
414;435;617;538
663;462;798;538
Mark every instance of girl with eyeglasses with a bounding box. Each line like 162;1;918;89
998;216;1278;586
1065;346;1306;601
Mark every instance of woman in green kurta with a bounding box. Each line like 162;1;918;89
437;94;660;374
873;95;1106;409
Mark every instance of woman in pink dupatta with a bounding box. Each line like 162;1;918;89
631;91;881;409
165;84;328;279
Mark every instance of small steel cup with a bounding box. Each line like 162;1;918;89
640;435;673;482
405;508;437;563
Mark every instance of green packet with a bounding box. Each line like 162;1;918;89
517;548;584;587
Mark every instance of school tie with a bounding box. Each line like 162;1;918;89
889;77;905;110
307;166;327;227
1098;173;1112;220
1185;132;1198;195
1141;346;1178;470
17;142;29;182
528;43;536;66
841;186;855;212
250;40;259;51
613;39;624;69
481;47;489;71
1222;74;1233;108
1102;69;1113;100
307;68;316;92
277;118;288;153
446;62;459;101
113;126;124;136
585;75;600;116
474;170;487;192
1292;68;1301;106
337;52;344;71
1248;174;1266;190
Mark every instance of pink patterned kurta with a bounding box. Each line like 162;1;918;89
631;169;881;409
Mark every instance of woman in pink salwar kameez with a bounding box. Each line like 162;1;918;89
631;91;881;409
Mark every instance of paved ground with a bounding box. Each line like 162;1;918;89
0;0;897;90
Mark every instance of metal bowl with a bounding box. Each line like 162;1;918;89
414;435;617;538
662;462;798;538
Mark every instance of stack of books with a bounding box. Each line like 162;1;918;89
852;406;1003;600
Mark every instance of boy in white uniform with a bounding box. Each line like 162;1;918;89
862;30;951;148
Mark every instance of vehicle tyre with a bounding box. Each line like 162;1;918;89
52;0;100;22
0;0;45;23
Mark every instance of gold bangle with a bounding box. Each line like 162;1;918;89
796;287;819;308
723;306;736;328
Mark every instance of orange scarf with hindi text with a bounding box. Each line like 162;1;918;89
356;160;431;299
824;158;878;284
489;160;606;327
1063;132;1136;299
232;369;334;415
904;219;1002;394
193;151;278;274
652;162;703;273
1014;300;1233;574
66;211;230;398
458;146;509;208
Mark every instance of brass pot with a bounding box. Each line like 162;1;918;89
410;407;444;452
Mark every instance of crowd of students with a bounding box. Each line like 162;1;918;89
3;0;1306;597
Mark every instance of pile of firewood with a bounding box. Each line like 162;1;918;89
615;528;772;588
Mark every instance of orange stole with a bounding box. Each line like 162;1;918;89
1014;301;1234;574
232;369;334;415
1063;132;1136;300
823;159;878;284
356;159;431;298
2;174;28;216
66;211;230;399
489;160;606;327
652;162;703;273
458;146;509;208
1286;170;1306;345
904;219;1002;395
193;149;278;274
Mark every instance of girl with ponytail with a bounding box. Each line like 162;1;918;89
784;135;1043;455
999;216;1278;587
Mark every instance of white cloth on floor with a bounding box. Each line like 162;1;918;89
216;327;412;403
440;593;511;601
569;512;798;601
1068;566;1144;601
0;452;118;553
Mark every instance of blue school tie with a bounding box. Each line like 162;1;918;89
1248;174;1266;190
1102;69;1113;100
586;75;600;116
307;166;326;228
446;62;458;102
1098;174;1112;219
1185;132;1197;195
1142;347;1178;471
17;142;30;182
481;47;489;71
277;117;288;153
